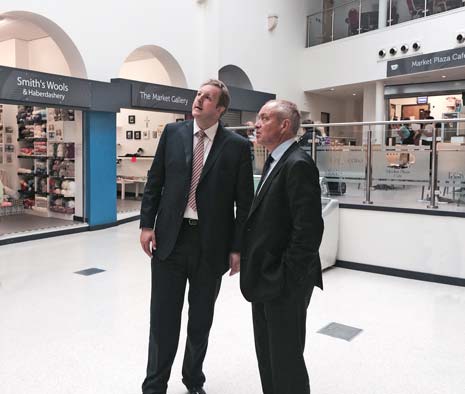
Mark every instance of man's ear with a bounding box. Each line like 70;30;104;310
282;118;290;132
217;106;226;116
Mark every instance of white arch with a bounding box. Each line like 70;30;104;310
2;10;87;78
122;45;188;88
218;64;253;90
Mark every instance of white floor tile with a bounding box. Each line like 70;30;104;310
1;221;464;394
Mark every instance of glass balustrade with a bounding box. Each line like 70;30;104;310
307;0;464;47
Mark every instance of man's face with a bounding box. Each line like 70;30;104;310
255;103;286;150
191;84;225;125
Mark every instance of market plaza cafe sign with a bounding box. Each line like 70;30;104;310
387;48;465;77
0;66;91;107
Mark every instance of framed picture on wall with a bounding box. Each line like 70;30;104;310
126;130;133;139
134;130;141;140
142;130;149;139
128;115;136;124
152;130;157;139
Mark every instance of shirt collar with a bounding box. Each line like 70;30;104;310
194;119;218;141
270;138;295;162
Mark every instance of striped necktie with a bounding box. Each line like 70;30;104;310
187;130;206;211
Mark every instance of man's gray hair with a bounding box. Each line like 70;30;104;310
267;100;301;134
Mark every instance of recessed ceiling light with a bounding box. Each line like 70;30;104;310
352;93;357;96
330;88;335;91
441;75;447;78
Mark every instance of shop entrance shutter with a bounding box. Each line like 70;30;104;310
222;110;241;128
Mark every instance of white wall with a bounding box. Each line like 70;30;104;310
1;2;465;117
0;39;16;66
301;8;465;92
28;36;70;76
119;57;172;85
0;37;70;74
338;209;465;279
306;92;363;139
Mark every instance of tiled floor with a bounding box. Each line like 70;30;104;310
0;213;84;238
0;198;139;240
117;197;141;213
1;221;464;394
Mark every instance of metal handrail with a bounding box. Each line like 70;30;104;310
228;118;465;208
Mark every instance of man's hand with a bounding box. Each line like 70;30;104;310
140;228;156;258
229;252;240;276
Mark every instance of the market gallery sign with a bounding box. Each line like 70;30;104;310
131;82;196;112
0;66;91;107
387;48;465;77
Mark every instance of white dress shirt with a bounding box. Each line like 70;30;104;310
184;119;218;219
257;138;295;195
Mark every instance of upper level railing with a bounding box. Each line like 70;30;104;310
306;0;464;47
230;118;465;214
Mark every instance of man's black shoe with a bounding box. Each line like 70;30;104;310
188;388;206;394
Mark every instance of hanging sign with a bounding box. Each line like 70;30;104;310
0;66;91;107
387;48;465;77
131;82;196;112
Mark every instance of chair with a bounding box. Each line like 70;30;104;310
406;0;425;18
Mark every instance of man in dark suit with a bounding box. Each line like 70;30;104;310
240;100;324;394
140;79;254;394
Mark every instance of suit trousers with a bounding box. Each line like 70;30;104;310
142;222;222;394
252;281;314;394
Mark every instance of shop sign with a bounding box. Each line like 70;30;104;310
387;48;465;77
131;82;196;112
0;66;91;107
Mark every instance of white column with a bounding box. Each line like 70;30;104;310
362;81;385;145
378;0;388;28
375;81;386;144
362;83;376;144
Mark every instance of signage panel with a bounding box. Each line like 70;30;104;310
387;48;465;77
0;66;91;107
131;82;196;112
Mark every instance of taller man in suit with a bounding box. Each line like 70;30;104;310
140;79;254;394
240;100;324;394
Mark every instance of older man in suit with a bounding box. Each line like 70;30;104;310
240;100;324;394
140;79;254;394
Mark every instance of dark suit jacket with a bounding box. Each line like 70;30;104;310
140;120;254;277
240;142;324;302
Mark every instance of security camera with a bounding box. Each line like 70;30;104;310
378;49;386;57
389;47;397;55
412;42;421;51
401;44;409;53
457;33;465;43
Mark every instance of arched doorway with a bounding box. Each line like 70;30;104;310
115;45;188;217
0;11;87;77
0;11;87;238
218;64;253;90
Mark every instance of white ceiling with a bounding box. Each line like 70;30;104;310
306;66;465;100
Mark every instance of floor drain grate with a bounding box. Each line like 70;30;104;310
317;322;363;342
74;268;106;276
